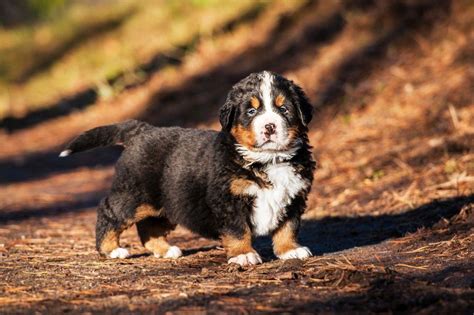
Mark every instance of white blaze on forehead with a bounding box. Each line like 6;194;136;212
252;71;289;150
260;71;274;111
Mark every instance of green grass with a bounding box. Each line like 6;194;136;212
0;0;260;119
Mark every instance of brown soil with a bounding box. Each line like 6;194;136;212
0;1;473;314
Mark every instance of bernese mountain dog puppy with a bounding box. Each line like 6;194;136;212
60;71;315;266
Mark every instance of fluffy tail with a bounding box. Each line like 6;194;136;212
59;120;152;157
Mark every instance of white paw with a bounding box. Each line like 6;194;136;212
228;252;262;266
154;246;183;259
278;246;312;260
164;246;182;259
109;247;130;259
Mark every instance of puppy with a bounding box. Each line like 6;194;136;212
60;71;316;266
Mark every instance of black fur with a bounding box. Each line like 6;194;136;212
62;71;316;260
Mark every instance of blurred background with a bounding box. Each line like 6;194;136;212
0;0;473;313
1;0;472;211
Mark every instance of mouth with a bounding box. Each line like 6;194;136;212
262;139;274;145
254;139;274;147
253;140;287;151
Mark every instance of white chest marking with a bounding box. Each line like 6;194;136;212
247;163;308;236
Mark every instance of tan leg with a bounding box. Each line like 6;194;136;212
136;217;182;259
222;227;262;266
272;219;312;260
96;201;164;259
98;230;121;255
96;197;132;259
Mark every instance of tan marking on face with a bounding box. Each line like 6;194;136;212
100;230;120;254
231;124;256;149
221;227;254;257
134;204;162;222
272;220;300;257
275;94;286;107
250;96;260;109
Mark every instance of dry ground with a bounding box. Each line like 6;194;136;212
0;0;473;313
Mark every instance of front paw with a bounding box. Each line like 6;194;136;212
153;246;183;259
277;246;312;260
228;252;262;266
109;247;130;259
164;246;183;259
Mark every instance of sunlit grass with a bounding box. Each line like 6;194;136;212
0;0;259;118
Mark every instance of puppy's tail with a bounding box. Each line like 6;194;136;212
59;119;152;157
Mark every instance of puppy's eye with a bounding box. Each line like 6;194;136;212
279;106;289;114
247;108;257;116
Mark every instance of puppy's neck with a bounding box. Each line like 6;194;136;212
235;141;301;167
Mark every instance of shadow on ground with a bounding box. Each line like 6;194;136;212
0;190;106;225
255;194;473;258
0;146;122;185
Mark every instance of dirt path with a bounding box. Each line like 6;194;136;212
0;1;473;313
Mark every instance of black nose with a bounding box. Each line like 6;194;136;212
264;123;276;136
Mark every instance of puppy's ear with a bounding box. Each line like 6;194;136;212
290;82;313;127
219;97;236;132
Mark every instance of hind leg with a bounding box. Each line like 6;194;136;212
136;216;182;259
96;197;131;258
96;196;156;258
